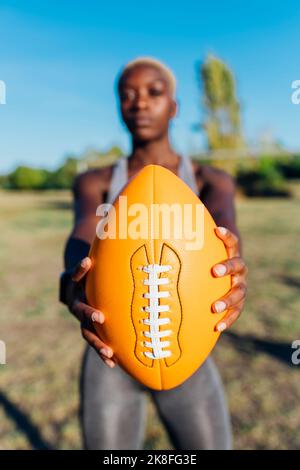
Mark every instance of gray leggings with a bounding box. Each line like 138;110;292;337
79;346;232;450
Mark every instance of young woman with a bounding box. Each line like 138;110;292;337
60;57;248;450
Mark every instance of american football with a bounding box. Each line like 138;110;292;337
85;164;231;390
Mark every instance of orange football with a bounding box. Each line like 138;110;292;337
86;164;231;390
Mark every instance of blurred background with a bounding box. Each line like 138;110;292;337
0;0;300;449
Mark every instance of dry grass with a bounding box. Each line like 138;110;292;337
0;187;300;449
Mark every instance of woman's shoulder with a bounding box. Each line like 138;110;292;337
72;164;115;198
192;160;236;194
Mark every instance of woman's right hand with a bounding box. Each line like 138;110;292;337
68;257;117;368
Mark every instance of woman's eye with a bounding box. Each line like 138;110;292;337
121;90;136;101
149;88;163;96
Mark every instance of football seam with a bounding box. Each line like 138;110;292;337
130;244;155;369
159;242;183;371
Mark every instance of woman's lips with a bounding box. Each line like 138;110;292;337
133;117;152;127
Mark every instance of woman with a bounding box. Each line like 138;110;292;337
59;57;248;450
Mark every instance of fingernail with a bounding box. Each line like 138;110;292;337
105;359;115;368
217;227;227;235
91;311;104;324
81;257;89;268
100;347;112;358
214;300;227;313
213;264;227;276
217;322;227;332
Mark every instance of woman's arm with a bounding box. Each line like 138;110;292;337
60;168;117;368
200;166;242;253
201;166;247;331
60;170;104;307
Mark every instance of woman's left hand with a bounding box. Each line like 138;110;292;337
211;226;248;332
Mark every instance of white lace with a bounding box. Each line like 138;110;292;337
141;264;172;359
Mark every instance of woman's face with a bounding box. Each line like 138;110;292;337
118;65;177;142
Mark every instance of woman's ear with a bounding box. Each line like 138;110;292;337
170;99;178;119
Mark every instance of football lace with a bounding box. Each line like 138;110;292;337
141;264;172;360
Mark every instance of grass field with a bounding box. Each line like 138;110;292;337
0;187;300;449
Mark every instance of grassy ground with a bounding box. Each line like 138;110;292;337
0;187;300;450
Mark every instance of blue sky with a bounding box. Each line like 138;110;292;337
0;0;299;173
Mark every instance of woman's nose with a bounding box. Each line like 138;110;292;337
134;93;149;109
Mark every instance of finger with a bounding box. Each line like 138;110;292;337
215;227;240;258
212;256;246;277
215;300;244;332
104;358;117;368
81;326;115;361
78;304;116;363
71;257;92;282
71;300;105;324
212;283;247;313
231;265;248;287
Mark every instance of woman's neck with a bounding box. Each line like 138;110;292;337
128;136;181;171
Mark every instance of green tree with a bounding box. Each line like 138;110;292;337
8;166;50;190
0;173;9;188
197;54;244;150
46;157;78;189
